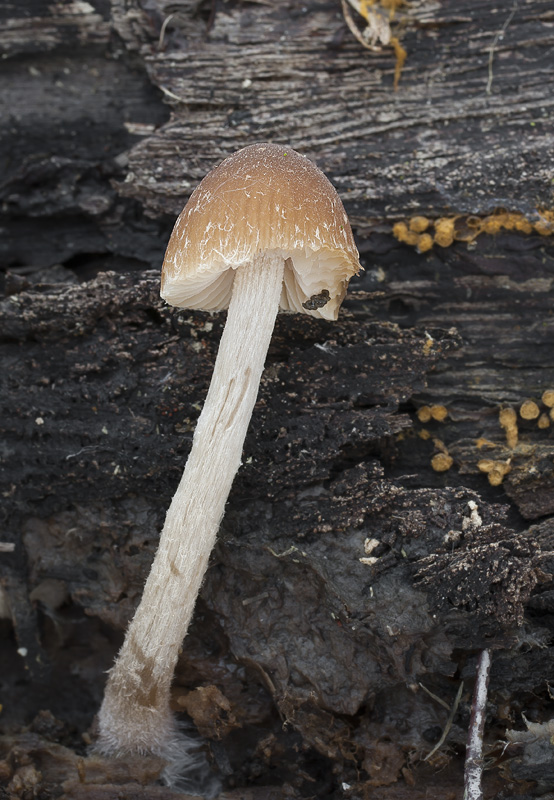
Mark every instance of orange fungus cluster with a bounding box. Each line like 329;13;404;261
393;210;554;252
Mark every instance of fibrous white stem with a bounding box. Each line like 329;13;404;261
97;251;285;760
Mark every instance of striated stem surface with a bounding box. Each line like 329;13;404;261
98;251;285;758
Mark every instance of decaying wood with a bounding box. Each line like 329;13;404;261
1;0;554;798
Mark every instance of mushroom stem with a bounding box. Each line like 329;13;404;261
97;251;285;759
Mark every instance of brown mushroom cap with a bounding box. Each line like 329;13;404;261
161;143;360;320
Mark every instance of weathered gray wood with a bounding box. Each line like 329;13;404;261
2;0;554;268
116;0;554;223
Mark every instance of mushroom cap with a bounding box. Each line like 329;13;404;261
161;143;361;320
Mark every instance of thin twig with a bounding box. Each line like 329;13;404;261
159;85;184;103
424;680;464;762
418;681;451;711
463;649;492;800
486;2;518;95
158;14;174;51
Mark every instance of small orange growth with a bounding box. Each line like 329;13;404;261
499;407;517;428
409;216;430;233
479;213;532;236
394;209;554;252
534;210;554;236
499;406;518;449
430;405;448;422
418;428;431;440
432;437;449;454
514;217;534;234
393;222;419;247
499;214;517;231
538;413;550;430
433;217;456;248
417;233;433;253
478;458;512;486
393;222;433;253
431;453;453;472
417;406;432;423
488;467;511;487
541;389;554;408
481;216;505;235
520;400;540;420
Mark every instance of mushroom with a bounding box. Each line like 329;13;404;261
97;143;361;772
